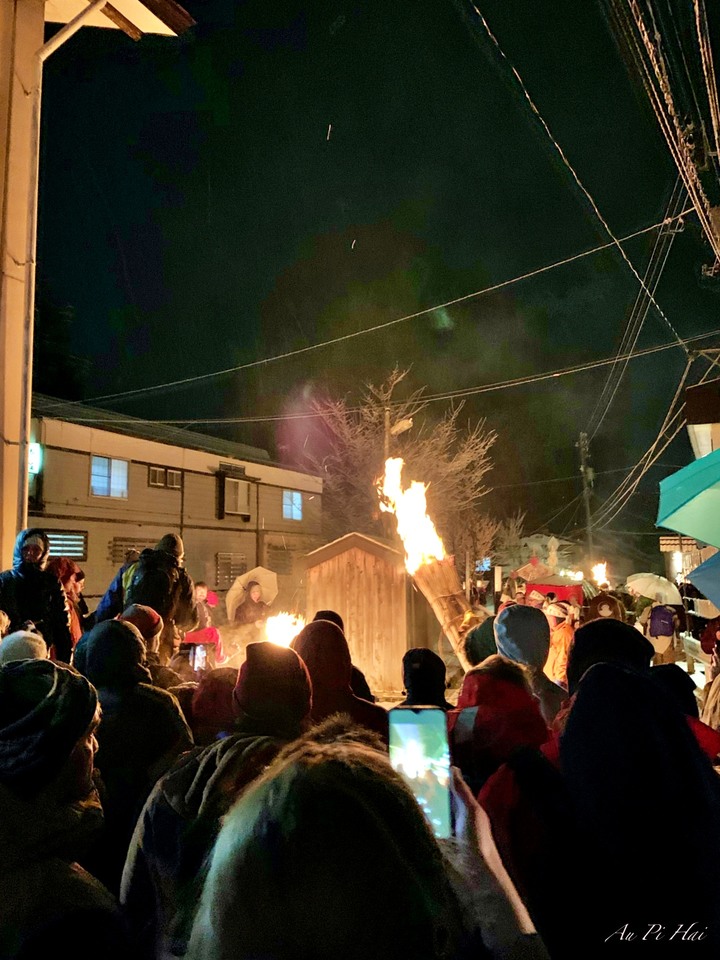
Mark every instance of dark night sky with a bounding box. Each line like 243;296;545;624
36;0;720;558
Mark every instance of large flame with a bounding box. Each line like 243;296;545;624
592;562;608;586
265;612;305;647
379;458;446;575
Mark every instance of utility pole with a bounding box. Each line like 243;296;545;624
577;432;595;558
384;406;390;462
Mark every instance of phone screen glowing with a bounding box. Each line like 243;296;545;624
389;707;452;839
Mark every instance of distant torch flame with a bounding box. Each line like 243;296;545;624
592;562;608;586
559;569;584;582
265;612;306;647
379;457;446;575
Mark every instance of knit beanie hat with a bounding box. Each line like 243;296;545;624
233;642;312;727
494;605;550;669
156;533;184;558
119;604;164;641
0;630;48;665
192;667;238;734
0;660;97;797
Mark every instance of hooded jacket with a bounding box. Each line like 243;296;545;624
121;729;287;959
0;529;73;663
74;621;193;892
448;671;549;795
291;621;388;741
494;607;567;725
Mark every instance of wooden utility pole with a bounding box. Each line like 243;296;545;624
577;432;594;558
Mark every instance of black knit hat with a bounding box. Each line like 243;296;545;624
0;660;97;797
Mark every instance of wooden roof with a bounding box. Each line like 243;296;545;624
305;532;405;570
45;0;195;39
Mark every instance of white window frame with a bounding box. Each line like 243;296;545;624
91;456;129;499
282;489;303;521
225;477;251;516
148;466;167;487
166;469;182;490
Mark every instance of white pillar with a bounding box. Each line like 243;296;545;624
0;0;45;567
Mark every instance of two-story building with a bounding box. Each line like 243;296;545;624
28;394;324;611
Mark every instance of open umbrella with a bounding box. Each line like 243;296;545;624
626;573;682;605
687;553;720;610
226;566;279;621
657;448;720;549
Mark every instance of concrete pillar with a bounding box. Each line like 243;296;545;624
0;0;44;567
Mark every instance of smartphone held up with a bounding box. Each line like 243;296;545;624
389;706;452;839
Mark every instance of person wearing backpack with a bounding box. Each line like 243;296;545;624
646;595;678;665
124;534;198;664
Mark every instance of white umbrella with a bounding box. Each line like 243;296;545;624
626;573;682;605
225;566;279;620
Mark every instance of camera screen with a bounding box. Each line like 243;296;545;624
389;708;451;839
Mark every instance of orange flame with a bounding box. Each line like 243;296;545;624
591;562;608;586
265;612;305;647
379;457;446;575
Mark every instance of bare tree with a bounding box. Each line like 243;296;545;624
492;511;527;570
307;369;497;547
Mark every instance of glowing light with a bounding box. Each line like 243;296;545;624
672;551;684;576
265;612;305;647
559;568;584;582
378;458;446;575
592;562;608;586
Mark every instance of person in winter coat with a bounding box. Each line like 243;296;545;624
117;604;183;690
480;663;720;957
448;656;549;796
73;620;193;892
0;660;130;960
584;585;626;622
47;556;83;649
291;619;388;740
493;605;567;725
645;596;679;665
543;602;575;689
312;610;375;701
0;529;73;663
120;642;313;960
124;534;198;663
396;648;454;710
185;738;549;960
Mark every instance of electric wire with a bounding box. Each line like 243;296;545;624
51;327;720;427
80;211;692;406
586;176;685;439
469;1;688;350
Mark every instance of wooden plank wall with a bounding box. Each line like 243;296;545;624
306;546;407;695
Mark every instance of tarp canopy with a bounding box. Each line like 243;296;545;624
657;448;720;549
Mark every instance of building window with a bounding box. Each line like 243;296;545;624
225;478;251;516
91;456;128;498
47;530;88;562
110;537;153;565
216;552;247;588
149;466;166;487
282;490;303;521
148;466;182;489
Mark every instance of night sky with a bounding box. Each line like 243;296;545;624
36;0;720;561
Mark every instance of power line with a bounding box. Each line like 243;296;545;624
586;177;686;439
468;1;689;351
56;328;720;426
80;210;692;406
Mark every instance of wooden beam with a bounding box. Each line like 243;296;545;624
137;0;195;36
101;3;142;40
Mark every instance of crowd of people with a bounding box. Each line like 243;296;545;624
1;525;720;957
